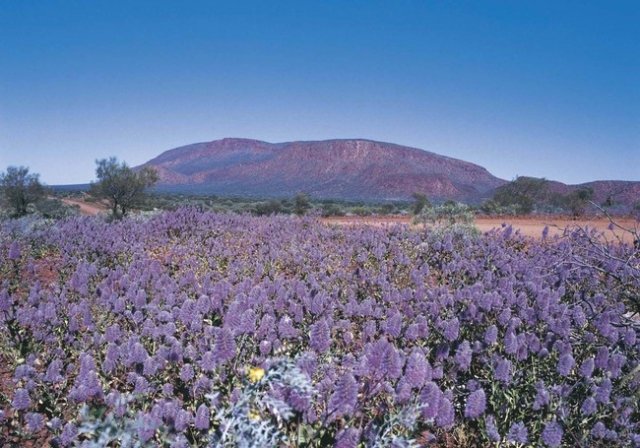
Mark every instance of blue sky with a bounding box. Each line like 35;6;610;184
1;1;638;184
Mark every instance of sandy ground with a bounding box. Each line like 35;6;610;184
322;215;639;242
59;197;638;242
61;197;109;215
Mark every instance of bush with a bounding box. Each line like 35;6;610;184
0;166;46;217
415;201;478;236
321;203;345;217
254;200;284;216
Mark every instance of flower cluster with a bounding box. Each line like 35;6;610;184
0;210;638;446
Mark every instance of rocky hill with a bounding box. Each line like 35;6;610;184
141;138;507;202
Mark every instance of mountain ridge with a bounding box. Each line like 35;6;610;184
140;138;506;202
137;138;639;209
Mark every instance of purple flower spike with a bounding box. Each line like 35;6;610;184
12;388;31;411
194;404;210;430
8;242;21;260
464;388;486;419
541;421;563;447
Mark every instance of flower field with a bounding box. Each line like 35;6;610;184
1;210;639;447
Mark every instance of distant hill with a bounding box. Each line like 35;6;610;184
544;179;640;213
140;138;507;202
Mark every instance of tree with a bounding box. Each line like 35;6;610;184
565;187;593;217
0;166;46;217
90;158;158;219
492;176;549;215
293;192;311;216
254;200;283;216
411;192;431;215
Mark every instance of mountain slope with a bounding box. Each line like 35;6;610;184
141;138;507;201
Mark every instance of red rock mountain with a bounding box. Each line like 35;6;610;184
141;138;507;201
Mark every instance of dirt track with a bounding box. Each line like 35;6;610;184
61;198;108;216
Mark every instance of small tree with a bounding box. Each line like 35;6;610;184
415;201;477;234
0;166;46;217
492;176;549;215
564;187;593;217
90;158;158;219
411;192;431;215
293;192;311;216
254;200;283;216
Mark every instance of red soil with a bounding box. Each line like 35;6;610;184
322;215;639;242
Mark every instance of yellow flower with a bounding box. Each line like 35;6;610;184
248;367;265;383
248;409;261;421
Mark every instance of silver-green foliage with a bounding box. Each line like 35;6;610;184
209;357;314;447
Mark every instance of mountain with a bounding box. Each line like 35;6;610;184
545;180;640;213
141;138;507;202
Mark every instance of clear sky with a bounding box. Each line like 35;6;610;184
1;1;638;185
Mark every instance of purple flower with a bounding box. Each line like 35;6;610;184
557;353;574;376
383;311;403;338
199;351;216;372
493;357;512;383
443;318;460;342
594;346;609;369
172;435;189;448
464;388;486;419
404;349;430;388
594;378;612;404
328;373;358;418
361;339;403;380
484;325;498;345
623;327;637;347
608;353;626;378
127;342;149;366
49;417;62;430
278;316;299;339
436;397;455;428
310;319;331;353
541;421;563;447
504;330;518;354
213;328;236;364
507;422;528;444
180;363;195;382
25;412;44;432
334;427;361;448
174;409;192;432
12;388;31;410
194;404;210;430
69;355;103;402
532;382;550;410
591;421;606;439
579;357;595;378
395;379;412;404
485;415;501;442
581;397;597;416
454;340;472;371
136;412;160;442
193;376;212;397
421;382;443;420
60;422;78;446
259;340;272;355
162;383;174;396
143;357;159;376
8;242;21;260
134;376;150;395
